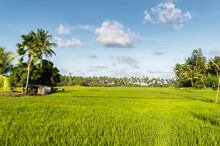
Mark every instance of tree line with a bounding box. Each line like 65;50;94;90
174;48;220;89
58;75;176;87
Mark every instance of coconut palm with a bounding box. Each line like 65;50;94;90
35;29;57;68
211;57;220;79
211;57;220;103
0;47;16;75
16;31;38;93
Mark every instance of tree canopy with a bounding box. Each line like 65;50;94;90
16;29;57;92
10;60;61;88
174;48;220;88
0;47;16;75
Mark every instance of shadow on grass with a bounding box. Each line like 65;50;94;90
190;112;220;126
184;96;213;103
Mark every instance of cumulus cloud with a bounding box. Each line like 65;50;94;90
147;70;175;79
144;11;152;22
144;2;192;30
75;71;85;76
95;20;134;48
154;49;166;55
87;54;97;59
117;56;140;69
59;68;69;75
147;70;166;74
210;49;220;56
57;24;72;35
79;25;95;32
110;69;143;78
88;66;109;72
55;37;83;48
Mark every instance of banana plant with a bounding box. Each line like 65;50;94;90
0;75;10;90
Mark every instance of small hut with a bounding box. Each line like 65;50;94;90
37;85;53;94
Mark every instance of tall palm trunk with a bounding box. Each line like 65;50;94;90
191;78;193;87
40;54;42;68
25;50;31;93
216;78;220;104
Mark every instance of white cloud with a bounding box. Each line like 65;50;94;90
172;24;183;30
95;20;133;48
87;54;97;59
74;71;85;76
79;25;95;32
55;37;83;48
57;24;71;35
154;49;166;55
144;11;152;23
109;69;143;78
144;2;192;30
59;68;69;75
117;56;140;69
88;66;108;72
210;49;220;56
147;70;175;79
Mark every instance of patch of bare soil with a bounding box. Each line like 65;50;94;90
0;92;41;97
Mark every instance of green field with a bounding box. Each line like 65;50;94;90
0;87;220;145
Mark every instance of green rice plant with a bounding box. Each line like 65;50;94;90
0;87;220;145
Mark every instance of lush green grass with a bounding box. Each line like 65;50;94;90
0;87;220;145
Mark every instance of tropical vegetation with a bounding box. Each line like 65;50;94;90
16;29;57;93
35;29;57;68
58;75;176;87
174;48;220;89
10;60;60;90
0;47;16;75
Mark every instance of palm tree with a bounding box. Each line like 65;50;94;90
211;57;220;79
0;47;16;75
16;31;37;93
35;29;57;68
211;57;220;104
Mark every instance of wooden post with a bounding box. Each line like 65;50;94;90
215;78;220;104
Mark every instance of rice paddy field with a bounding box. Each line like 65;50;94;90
0;87;220;145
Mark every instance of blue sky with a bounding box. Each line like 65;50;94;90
1;0;220;78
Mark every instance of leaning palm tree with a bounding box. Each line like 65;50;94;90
211;57;220;79
0;47;16;75
16;31;37;93
211;57;220;104
35;29;57;68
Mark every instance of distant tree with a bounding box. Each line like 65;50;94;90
0;47;16;75
69;73;72;86
174;48;207;88
211;56;220;78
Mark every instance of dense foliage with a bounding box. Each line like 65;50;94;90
10;60;60;88
174;48;220;88
0;47;16;75
58;75;176;87
16;29;57;92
